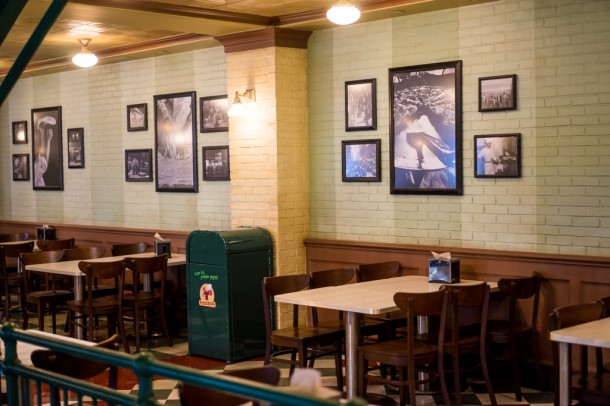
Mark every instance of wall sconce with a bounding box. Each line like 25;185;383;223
72;38;98;68
228;88;256;117
327;1;361;25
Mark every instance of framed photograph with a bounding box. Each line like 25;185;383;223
125;149;153;182
12;154;30;181
31;106;63;191
389;61;463;195
127;103;148;131
202;146;230;181
200;95;229;132
345;79;376;131
474;134;521;178
12;121;27;144
154;91;198;193
342;139;381;182
478;74;517;112
67;128;84;168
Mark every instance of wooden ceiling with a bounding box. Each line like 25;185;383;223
0;0;495;79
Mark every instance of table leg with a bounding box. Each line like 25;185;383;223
558;342;569;406
345;311;362;398
73;275;84;340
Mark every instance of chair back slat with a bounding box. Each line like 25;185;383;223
110;242;149;256
36;238;75;251
356;261;401;282
63;246;106;261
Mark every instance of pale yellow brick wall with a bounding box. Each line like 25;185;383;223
1;47;231;232
307;0;610;256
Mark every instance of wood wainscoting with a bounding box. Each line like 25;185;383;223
305;238;610;369
0;220;189;255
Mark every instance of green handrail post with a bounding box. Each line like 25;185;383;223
0;323;21;406
132;352;161;406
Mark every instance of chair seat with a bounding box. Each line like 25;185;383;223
360;338;438;365
271;326;343;343
68;295;120;314
487;319;531;343
27;289;72;302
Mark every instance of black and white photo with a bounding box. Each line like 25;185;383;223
202;146;230;180
127;103;148;131
125;149;153;182
12;121;27;144
12;154;30;181
390;61;462;195
342;139;381;182
67;127;84;168
200;95;229;132
345;79;376;131
154;91;198;192
479;74;517;112
31;106;63;190
474;134;521;178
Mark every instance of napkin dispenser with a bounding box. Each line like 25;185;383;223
36;226;56;240
154;239;171;258
429;258;460;284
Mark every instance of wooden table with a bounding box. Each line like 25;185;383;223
274;274;497;399
25;252;186;339
550;317;610;406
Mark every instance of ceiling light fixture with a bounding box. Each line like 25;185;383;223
327;1;361;25
228;88;256;117
72;38;98;68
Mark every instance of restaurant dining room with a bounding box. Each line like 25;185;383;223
1;0;610;405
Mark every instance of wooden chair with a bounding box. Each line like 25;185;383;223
549;301;610;406
110;242;149;256
119;254;172;353
597;296;610;374
443;282;497;406
309;267;388;343
359;289;451;406
486;272;544;400
261;274;343;390
63;246;115;297
356;261;406;334
179;366;281;406
31;334;120;403
0;241;35;321
67;259;125;343
20;250;73;333
0;232;31;242
36;238;75;251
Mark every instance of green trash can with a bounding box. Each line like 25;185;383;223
186;227;273;363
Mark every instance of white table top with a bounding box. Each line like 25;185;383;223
275;275;496;315
26;252;186;276
550;317;610;349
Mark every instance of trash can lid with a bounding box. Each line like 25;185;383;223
186;227;272;264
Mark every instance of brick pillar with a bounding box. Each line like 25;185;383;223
217;28;311;326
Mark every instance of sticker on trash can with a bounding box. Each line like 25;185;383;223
199;283;217;308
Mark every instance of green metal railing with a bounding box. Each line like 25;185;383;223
0;324;367;406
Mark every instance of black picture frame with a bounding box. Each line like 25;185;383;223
125;149;153;182
127;103;148;131
389;61;463;195
67;127;84;168
12;121;27;144
200;95;229;132
345;79;376;131
202;146;230;181
154;91;198;192
12;154;30;181
342;139;381;182
474;134;521;178
478;74;517;112
31;106;63;191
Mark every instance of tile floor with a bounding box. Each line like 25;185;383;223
4;314;556;406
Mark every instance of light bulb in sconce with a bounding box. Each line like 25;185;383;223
326;1;361;25
228;88;256;117
72;38;98;68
